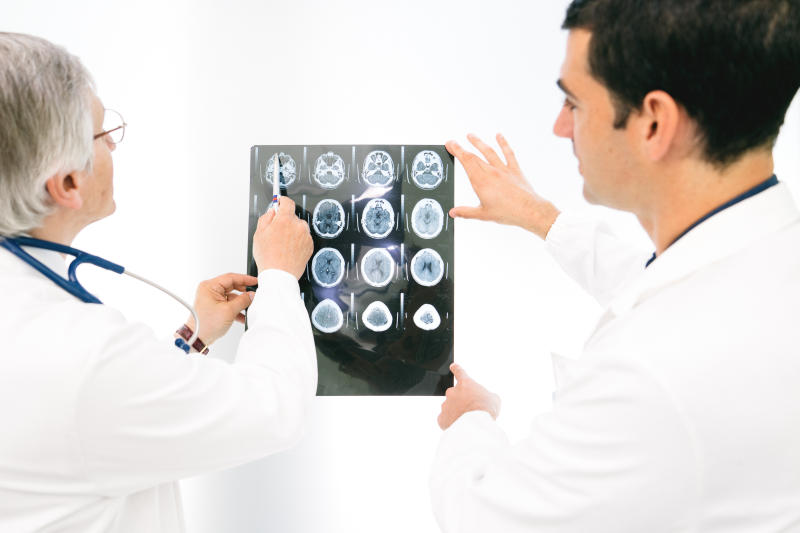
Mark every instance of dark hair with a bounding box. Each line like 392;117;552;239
563;0;800;167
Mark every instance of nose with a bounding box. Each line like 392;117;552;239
553;105;574;139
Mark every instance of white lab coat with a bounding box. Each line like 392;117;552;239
0;246;317;533
431;182;800;532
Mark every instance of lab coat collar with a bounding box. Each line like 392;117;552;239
607;182;800;317
18;242;70;278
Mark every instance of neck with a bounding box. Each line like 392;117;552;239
639;150;775;255
29;211;84;246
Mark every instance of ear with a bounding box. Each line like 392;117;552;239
44;170;86;210
639;90;681;162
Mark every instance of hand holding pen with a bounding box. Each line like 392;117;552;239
253;158;313;279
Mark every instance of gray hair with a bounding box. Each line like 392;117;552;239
0;33;95;236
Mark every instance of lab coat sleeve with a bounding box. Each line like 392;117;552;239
544;212;651;306
73;269;318;496
430;357;700;533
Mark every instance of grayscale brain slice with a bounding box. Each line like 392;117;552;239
413;303;441;330
362;199;394;238
361;248;393;287
367;308;388;326
313;199;345;238
363;301;392;332
312;248;344;287
411;199;443;239
267;152;297;186
314;152;345;188
363;150;394;186
312;299;343;333
411;248;444;286
412;151;444;189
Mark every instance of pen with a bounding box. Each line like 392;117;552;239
270;153;280;212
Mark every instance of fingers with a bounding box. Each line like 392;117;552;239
467;133;505;167
234;312;247;324
449;205;485;220
496;133;520;170
446;140;486;175
209;273;259;292
227;291;254;316
450;363;469;383
276;196;296;217
445;139;468;161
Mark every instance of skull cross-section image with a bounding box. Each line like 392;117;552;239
248;145;454;396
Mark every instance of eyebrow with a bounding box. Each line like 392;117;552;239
557;79;578;100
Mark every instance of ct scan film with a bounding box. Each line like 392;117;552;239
247;145;454;396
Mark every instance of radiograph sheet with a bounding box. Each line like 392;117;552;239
247;145;454;396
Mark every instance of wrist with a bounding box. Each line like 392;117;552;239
520;195;560;240
175;323;210;355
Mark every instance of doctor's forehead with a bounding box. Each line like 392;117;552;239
559;29;593;93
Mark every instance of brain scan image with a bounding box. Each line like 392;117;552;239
311;247;345;287
361;198;395;239
362;150;395;187
314;152;345;189
413;304;441;331
411;198;444;239
312;199;345;239
360;248;394;288
412;150;444;190
410;248;444;287
266;152;297;187
363;301;393;332
311;299;344;333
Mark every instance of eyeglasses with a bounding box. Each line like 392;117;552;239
93;109;126;144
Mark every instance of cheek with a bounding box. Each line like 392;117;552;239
95;147;114;187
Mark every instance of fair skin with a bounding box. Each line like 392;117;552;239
31;92;313;347
438;28;775;430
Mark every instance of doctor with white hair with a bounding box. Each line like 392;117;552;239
0;32;317;532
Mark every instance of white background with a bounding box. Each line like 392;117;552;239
5;1;799;532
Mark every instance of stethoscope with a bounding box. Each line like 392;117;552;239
0;236;199;354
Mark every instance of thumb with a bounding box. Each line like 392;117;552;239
449;205;484;220
227;291;254;316
450;363;469;383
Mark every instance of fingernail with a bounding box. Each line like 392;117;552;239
248;292;255;301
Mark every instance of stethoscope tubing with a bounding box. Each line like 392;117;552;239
0;236;200;352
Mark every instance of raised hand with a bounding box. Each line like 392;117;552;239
447;133;561;239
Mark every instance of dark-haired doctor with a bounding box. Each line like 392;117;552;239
431;1;800;531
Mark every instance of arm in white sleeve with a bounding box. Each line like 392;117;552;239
545;212;652;306
430;357;700;533
74;269;317;496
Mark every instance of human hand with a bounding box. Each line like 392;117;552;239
252;196;314;278
186;272;259;346
437;364;501;430
447;133;561;239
